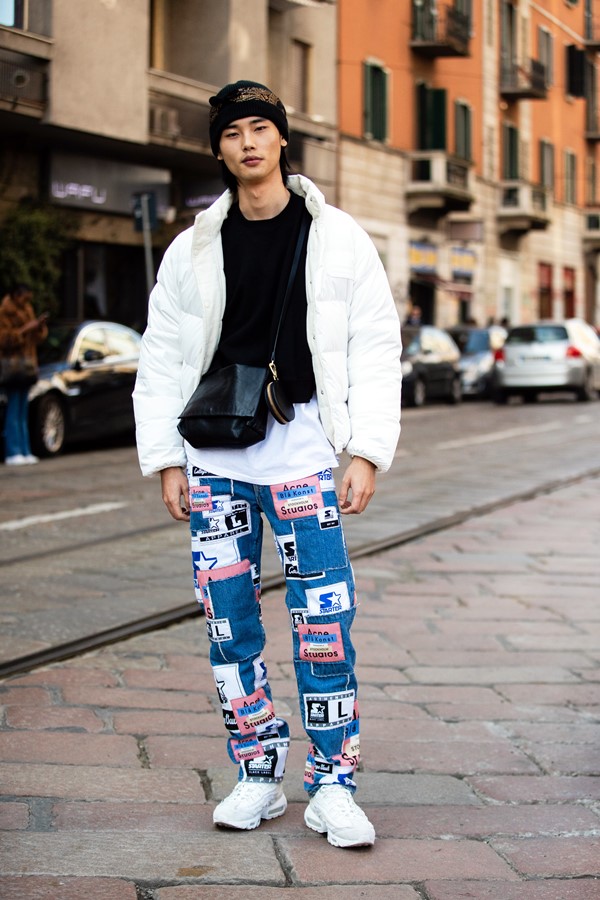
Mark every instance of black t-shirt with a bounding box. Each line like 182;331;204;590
212;192;314;403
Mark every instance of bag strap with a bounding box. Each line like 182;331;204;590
268;214;310;379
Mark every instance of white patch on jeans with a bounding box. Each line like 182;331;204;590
305;581;351;616
304;690;355;729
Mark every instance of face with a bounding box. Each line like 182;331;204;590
218;116;287;187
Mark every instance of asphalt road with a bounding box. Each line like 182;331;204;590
1;395;599;670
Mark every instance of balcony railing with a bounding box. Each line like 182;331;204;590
411;2;470;57
497;181;550;233
500;59;547;100
584;16;600;50
0;56;47;112
406;151;473;215
149;92;210;148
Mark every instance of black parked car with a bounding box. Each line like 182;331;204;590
401;325;462;407
447;325;507;398
2;320;142;457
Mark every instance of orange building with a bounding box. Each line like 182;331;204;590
337;0;600;327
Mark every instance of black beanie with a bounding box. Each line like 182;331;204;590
208;80;289;157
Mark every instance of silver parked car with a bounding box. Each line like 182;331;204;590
493;319;600;403
447;325;507;398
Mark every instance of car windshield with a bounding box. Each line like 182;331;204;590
451;330;490;354
38;325;78;365
506;325;568;345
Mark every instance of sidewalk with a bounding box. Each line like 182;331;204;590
1;475;599;898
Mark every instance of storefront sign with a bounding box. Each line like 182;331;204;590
409;241;437;273
450;247;476;278
50;154;171;215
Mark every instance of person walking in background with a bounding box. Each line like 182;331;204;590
133;80;402;848
0;284;48;466
404;303;422;326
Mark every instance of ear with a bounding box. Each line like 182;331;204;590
281;138;288;148
217;153;223;160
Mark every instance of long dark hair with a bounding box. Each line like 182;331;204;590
218;147;293;193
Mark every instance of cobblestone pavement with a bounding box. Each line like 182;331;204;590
0;475;599;898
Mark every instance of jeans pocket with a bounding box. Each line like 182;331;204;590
295;608;356;678
204;567;264;663
292;509;348;575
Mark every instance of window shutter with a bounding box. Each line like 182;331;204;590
430;88;447;150
566;45;585;97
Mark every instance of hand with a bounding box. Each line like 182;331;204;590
160;466;190;522
338;456;376;515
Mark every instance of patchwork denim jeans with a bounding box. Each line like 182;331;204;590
188;466;360;794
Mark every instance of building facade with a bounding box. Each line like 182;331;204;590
0;0;337;329
338;0;600;328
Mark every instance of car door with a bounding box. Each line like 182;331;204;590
102;325;141;431
57;325;112;436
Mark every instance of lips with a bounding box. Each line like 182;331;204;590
242;156;262;165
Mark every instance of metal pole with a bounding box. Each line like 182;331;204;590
140;192;155;297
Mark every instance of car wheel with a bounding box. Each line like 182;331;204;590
493;388;508;405
412;378;426;408
522;391;538;404
31;394;66;456
576;369;596;402
447;377;463;404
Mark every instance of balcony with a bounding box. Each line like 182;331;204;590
0;52;47;116
497;181;550;234
584;17;600;50
583;209;600;250
500;59;547;100
410;2;470;58
406;151;473;216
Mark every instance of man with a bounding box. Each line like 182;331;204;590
133;81;401;848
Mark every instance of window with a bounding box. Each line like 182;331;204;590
586;156;597;205
502;124;519;180
539;140;555;192
538;27;553;86
564;151;577;204
566;45;585;97
454;101;472;161
289;39;311;115
416;82;447;150
0;0;50;34
363;62;388;142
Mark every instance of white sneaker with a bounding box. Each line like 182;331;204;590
304;785;375;848
23;454;39;464
213;781;287;830
4;455;27;466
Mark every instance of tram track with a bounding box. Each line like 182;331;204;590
2;466;598;680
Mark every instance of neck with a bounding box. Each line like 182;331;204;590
237;179;290;221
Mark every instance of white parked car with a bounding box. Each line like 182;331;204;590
493;319;600;403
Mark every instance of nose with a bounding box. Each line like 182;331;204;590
241;130;256;151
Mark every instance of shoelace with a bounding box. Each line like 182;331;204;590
230;781;277;801
318;786;364;817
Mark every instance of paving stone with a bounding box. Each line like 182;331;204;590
146;736;226;768
372;804;600;838
5;706;105;732
156;888;419;899
112;710;219;735
281;835;518;883
60;685;212;713
362;738;539;775
492;837;600;877
7;669;120;687
403;666;580;684
0;877;138;899
53;800;213;832
0;832;286;883
423;878;600;899
0;801;29;829
468;775;600;803
0;733;139;766
523;743;600;776
0;763;206;802
0;686;53;706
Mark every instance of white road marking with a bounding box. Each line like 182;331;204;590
0;502;128;532
435;421;562;451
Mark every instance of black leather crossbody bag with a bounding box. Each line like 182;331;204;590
177;215;308;449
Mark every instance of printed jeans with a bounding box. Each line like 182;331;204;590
188;466;360;794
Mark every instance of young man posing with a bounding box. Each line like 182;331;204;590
133;81;401;848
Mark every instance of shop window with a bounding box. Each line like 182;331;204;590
364;61;388;142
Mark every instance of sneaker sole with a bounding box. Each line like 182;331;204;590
304;807;375;848
213;794;288;830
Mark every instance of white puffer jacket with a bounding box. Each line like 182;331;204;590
133;174;402;477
